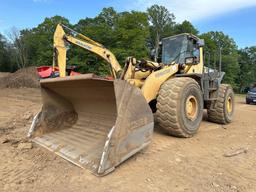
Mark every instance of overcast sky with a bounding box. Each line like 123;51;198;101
0;0;256;48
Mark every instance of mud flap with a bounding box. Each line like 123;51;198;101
29;74;154;176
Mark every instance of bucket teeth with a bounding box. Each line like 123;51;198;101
29;75;154;176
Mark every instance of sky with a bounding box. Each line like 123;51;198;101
0;0;256;48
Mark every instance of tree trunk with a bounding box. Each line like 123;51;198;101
154;31;159;62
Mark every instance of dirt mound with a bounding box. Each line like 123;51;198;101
0;67;40;88
0;72;10;78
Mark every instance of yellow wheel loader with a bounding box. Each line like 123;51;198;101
28;24;235;176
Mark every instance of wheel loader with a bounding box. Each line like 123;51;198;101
28;24;235;176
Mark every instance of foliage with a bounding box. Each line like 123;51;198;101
71;7;149;75
0;33;16;72
237;47;256;92
20;16;71;67
200;31;240;89
0;5;255;92
174;20;199;35
147;4;175;61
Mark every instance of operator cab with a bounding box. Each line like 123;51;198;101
161;34;204;65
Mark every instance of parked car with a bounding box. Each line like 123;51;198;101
246;87;256;104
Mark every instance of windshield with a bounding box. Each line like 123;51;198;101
162;35;194;64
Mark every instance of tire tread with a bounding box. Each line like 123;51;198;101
207;84;234;124
156;77;201;138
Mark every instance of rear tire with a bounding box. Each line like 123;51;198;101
207;84;234;124
156;77;203;138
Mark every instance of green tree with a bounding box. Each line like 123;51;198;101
200;31;239;89
114;11;149;62
16;16;71;67
33;16;70;66
72;8;149;75
147;5;175;61
174;20;199;35
71;7;118;75
238;47;256;92
0;33;15;72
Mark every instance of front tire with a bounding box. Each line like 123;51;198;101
156;77;203;138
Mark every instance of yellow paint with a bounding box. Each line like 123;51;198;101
53;24;67;77
185;95;198;120
123;59;161;80
184;47;204;74
227;96;232;113
53;24;122;77
141;64;179;103
126;79;144;88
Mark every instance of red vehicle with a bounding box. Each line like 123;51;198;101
37;66;80;78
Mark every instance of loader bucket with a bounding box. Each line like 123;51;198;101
29;74;154;176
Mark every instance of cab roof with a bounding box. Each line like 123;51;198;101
162;33;200;41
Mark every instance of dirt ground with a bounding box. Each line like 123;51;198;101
0;72;10;78
0;67;39;88
0;88;255;192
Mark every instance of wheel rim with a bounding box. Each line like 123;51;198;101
185;95;198;121
227;96;233;114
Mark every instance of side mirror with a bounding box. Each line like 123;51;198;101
185;57;196;64
197;39;205;47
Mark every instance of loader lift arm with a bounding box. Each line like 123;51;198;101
53;24;122;78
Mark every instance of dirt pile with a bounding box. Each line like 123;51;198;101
0;67;40;88
0;72;10;78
